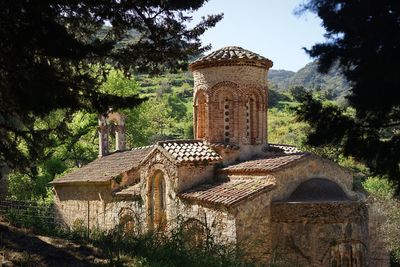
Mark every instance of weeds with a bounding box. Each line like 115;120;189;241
90;222;250;267
3;208;251;266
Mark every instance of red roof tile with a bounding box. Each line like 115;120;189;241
51;146;154;184
266;143;303;154
189;46;273;70
179;176;275;208
221;152;310;174
158;140;222;164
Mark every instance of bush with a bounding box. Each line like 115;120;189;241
89;220;250;267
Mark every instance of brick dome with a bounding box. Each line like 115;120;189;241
189;46;273;71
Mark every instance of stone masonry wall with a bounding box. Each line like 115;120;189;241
367;198;390;267
234;192;272;263
271;202;369;267
136;148;235;239
177;164;215;192
54;183;113;229
270;155;358;202
106;197;236;244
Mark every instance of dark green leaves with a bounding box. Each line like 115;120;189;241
296;0;400;186
0;0;221;177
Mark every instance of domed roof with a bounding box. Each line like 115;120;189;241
189;46;273;71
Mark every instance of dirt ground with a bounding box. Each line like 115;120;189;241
0;221;109;267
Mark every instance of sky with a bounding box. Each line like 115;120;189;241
190;0;327;71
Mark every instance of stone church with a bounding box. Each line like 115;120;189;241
52;46;387;266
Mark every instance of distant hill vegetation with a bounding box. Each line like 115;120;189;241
135;61;350;105
269;61;350;100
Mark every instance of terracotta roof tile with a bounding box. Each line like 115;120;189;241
51;146;154;184
179;176;276;208
221;144;308;174
189;46;273;70
221;153;310;174
158;140;221;164
266;143;302;154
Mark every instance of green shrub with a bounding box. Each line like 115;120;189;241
88;220;251;267
363;176;395;199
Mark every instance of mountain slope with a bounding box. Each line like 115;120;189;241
269;61;350;99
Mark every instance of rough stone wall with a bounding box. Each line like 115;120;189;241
271;202;369;267
104;198;146;233
108;198;236;244
177;164;215;192
170;200;236;244
53;183;114;229
192;65;268;147
270;155;358;202
234;193;272;263
229;156;369;266
367;199;390;267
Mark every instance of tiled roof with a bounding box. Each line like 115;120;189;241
189;46;273;70
221;144;309;174
179;176;276;208
114;184;141;198
157;140;221;164
266;143;303;155
51;146;154;184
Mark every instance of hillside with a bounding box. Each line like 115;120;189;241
268;69;295;89
269;61;350;99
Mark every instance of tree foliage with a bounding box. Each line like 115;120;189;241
296;0;400;187
0;0;222;177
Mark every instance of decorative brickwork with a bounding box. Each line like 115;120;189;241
190;46;271;148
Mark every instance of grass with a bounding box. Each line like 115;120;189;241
1;211;251;267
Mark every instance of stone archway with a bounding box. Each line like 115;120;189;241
147;170;167;230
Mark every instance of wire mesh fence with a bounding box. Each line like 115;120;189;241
0;199;58;228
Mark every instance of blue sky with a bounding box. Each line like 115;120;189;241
191;0;326;71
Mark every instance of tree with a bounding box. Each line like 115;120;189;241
0;0;222;178
296;0;400;187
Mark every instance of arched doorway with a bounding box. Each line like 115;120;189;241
118;207;135;235
147;171;167;230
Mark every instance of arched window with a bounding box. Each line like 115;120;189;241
147;171;167;230
98;112;126;156
108;120;118;151
195;92;207;139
